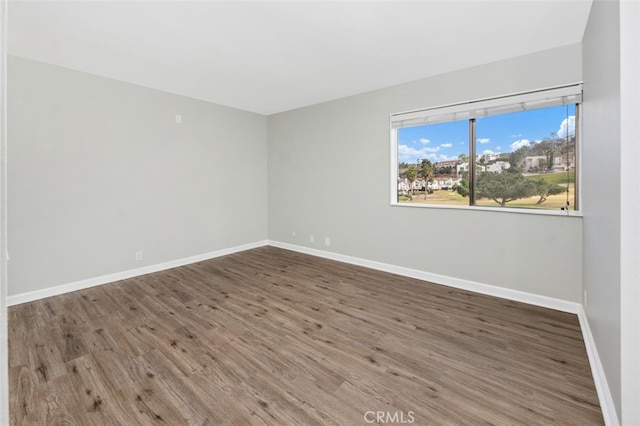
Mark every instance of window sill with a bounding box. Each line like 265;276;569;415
390;202;583;218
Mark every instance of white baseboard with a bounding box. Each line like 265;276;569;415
268;240;580;314
7;240;268;306
10;239;580;314
577;306;620;426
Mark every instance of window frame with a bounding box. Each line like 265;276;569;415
390;84;583;216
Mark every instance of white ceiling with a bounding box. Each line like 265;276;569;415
9;1;592;115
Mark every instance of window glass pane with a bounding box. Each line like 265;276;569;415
473;104;577;210
397;120;469;205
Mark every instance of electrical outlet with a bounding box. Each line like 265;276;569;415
135;251;143;261
175;114;182;124
325;237;331;247
292;231;296;237
583;289;588;305
310;235;315;243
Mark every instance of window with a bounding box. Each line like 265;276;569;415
390;84;582;213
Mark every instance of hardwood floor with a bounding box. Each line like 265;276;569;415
8;246;602;425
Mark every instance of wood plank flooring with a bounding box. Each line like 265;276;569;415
8;246;603;425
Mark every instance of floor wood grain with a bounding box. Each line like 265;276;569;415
8;246;603;425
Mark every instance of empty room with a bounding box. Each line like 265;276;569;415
0;0;638;425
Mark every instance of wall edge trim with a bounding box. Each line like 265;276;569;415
7;240;269;306
268;240;580;313
577;306;620;426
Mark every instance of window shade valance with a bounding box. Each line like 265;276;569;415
390;83;583;129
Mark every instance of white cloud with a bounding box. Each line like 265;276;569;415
419;138;431;145
482;150;494;155
440;143;452;148
477;138;491;144
557;115;576;138
398;145;439;162
496;146;502;151
511;134;522;138
510;139;531;151
398;145;422;161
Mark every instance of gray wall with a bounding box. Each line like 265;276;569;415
1;1;9;422
268;44;583;302
8;56;268;296
582;0;622;418
619;1;640;423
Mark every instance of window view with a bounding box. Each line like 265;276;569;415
397;120;468;204
473;106;576;209
393;86;580;212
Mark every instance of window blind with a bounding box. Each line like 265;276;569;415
390;83;582;129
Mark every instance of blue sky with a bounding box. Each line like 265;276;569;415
398;104;576;164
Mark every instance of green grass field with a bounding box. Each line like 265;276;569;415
528;170;575;185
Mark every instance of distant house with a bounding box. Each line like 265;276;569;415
434;159;460;174
552;155;576;172
478;153;499;162
457;162;469;174
524;156;547;171
485;161;511;174
397;178;426;194
435;160;460;168
456;162;486;175
525;155;575;172
431;176;460;190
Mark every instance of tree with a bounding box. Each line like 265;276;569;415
476;171;534;207
419;159;434;199
454;178;469;197
405;166;417;199
437;165;453;175
537;138;559;171
508;145;530;172
537;158;548;172
458;153;469;163
531;178;565;205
